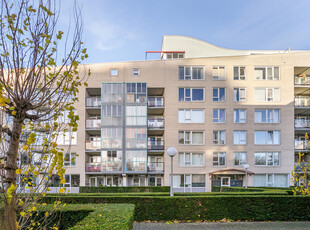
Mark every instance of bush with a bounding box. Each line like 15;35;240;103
79;186;170;193
42;195;310;221
211;186;291;193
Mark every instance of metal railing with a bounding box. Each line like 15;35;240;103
85;140;101;151
86;119;101;129
295;96;310;107
147;162;164;172
295;140;310;150
295;76;310;85
85;163;101;172
148;119;164;129
295;119;310;128
86;97;101;107
147;140;164;150
148;97;164;108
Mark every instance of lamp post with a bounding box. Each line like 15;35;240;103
243;164;250;189
167;147;177;197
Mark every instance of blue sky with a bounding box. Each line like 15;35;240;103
59;0;310;64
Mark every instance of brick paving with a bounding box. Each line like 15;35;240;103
133;221;310;230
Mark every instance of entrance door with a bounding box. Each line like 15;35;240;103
155;177;162;186
98;177;105;186
221;177;230;187
90;177;97;187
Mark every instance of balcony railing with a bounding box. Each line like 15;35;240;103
295;76;310;85
147;162;164;172
86;97;101;107
147;140;164;150
148;119;164;129
148;97;164;108
85;140;101;151
295;162;309;171
295;119;310;128
295;140;310;150
86;119;101;129
85;163;101;172
295;96;310;107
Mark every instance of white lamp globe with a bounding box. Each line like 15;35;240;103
243;164;250;169
167;147;177;157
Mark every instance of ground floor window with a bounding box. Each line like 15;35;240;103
172;174;205;188
253;174;288;187
148;176;162;186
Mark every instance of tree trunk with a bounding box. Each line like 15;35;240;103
4;119;23;230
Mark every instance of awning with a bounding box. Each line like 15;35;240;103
210;169;255;175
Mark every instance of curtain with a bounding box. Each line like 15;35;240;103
192;132;203;144
253;175;266;187
255;88;266;101
274;174;288;187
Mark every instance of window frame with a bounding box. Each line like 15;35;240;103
178;109;205;123
254;88;280;102
233;152;247;166
254;109;280;123
212;109;226;123
178;66;205;80
213;130;226;145
234;109;247;123
178;131;205;145
233;88;247;102
254;130;281;145
254;66;280;80
179;88;205;102
213;87;226;102
254;152;280;166
110;69;118;76
64;152;76;167
132;68;140;76
213;152;226;166
233;130;247;145
212;66;226;80
233;66;246;80
178;152;205;167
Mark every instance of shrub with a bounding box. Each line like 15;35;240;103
79;186;170;193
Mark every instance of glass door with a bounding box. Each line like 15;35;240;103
155;177;162;186
221;177;230;187
90;177;97;187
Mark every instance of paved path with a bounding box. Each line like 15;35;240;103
133;222;310;230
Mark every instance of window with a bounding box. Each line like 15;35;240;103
166;53;184;59
178;131;204;145
126;105;147;126
56;132;77;145
234;109;246;123
254;88;280;102
58;110;77;123
178;66;204;80
253;174;288;187
64;153;76;167
178;109;204;123
213;88;226;102
212;66;225;80
62;174;80;187
213;109;225;123
178;152;204;166
179;88;204;102
110;69;118;76
132;69;140;76
126;150;147;171
233;131;247;145
254;109;280;123
234;67;246;80
213;152;226;166
233;88;246;102
255;152;280;166
172;174;205;188
254;67;280;80
254;131;280;145
213;130;226;145
234;152;247;166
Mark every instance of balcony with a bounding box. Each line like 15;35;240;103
85;140;101;151
86;119;101;129
295;96;310;107
148;97;164;115
147;140;164;153
86;97;101;107
295;119;310;129
148;118;164;135
147;162;164;173
295;76;310;86
85;163;101;172
295;140;310;150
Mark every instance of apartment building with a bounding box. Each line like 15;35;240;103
62;35;310;192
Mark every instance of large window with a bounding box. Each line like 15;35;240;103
233;131;247;145
234;66;246;80
233;88;246;102
213;109;226;123
213;130;226;145
253;174;288;187
56;132;77;145
178;66;204;80
126;128;147;148
254;131;280;145
102;105;122;126
212;66;226;80
178;131;204;145
234;152;247;166
254;152;280;166
254;109;280;123
64;153;76;167
126;105;147;126
58;110;77;123
213;88;226;102
178;152;204;166
254;88;280;102
102;127;122;148
179;88;204;102
126;150;147;171
173;174;205;188
254;66;280;80
213;152;226;166
178;109;204;123
234;109;246;123
101;150;122;171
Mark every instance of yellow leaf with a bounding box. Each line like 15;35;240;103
20;212;25;217
16;169;22;174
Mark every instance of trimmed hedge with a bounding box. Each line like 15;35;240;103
42;195;310;221
211;186;291;193
79;186;170;193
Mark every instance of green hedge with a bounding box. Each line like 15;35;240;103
42;195;310;221
79;186;170;193
211;186;291;193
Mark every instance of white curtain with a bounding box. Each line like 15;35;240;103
192;110;204;123
192;132;203;144
274;174;288;187
253;175;266;187
192;153;203;166
255;88;266;101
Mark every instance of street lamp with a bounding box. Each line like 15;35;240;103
167;147;177;196
243;164;250;189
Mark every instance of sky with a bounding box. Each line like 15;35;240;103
58;0;310;64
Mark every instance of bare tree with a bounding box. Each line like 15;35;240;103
0;0;89;229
